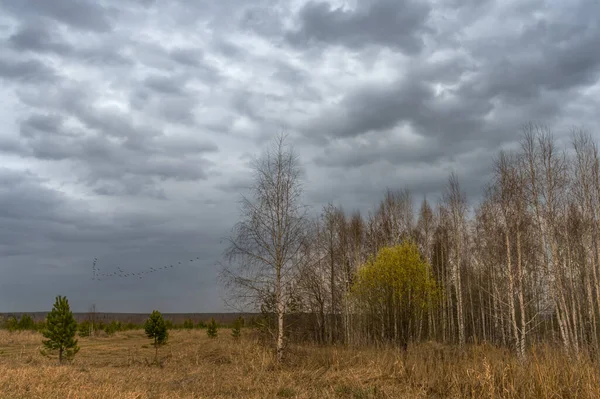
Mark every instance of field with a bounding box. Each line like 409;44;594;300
1;329;600;398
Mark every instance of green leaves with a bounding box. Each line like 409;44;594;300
351;241;440;343
42;295;79;363
353;241;439;307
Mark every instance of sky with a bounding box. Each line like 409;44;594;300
1;0;599;313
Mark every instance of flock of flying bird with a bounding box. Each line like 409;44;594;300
91;256;201;281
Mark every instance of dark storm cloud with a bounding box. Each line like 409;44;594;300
132;42;221;83
302;74;490;149
170;48;203;67
0;0;114;32
215;174;253;194
10;83;218;189
211;38;248;59
239;4;285;37
19;113;68;138
8;22;131;66
306;146;496;215
0;57;59;83
27;132;215;183
301;0;600;172
93;177;167;199
76;104;161;140
142;75;189;96
286;0;431;53
0;169;91;231
0;167;233;312
8;21;72;54
157;99;197;125
464;5;600;103
1;0;599;313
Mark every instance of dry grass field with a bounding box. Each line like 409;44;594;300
1;329;600;398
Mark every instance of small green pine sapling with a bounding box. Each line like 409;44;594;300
183;319;194;330
78;320;91;337
18;314;36;331
35;321;46;332
144;310;168;364
104;320;121;336
231;316;243;340
4;316;18;332
207;318;218;338
41;295;80;363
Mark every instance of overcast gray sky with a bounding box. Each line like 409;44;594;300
1;0;599;313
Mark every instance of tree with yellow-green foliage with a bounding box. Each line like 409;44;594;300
350;240;440;346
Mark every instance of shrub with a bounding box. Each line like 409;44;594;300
183;319;194;330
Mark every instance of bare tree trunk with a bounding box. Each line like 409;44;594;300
276;301;285;363
505;229;521;358
516;227;527;359
444;174;467;347
455;244;465;347
480;281;487;342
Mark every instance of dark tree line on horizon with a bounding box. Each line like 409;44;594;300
222;125;600;362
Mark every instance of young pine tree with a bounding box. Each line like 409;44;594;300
104;320;121;336
78;320;92;337
207;318;218;338
4;315;18;332
18;314;36;331
144;310;168;363
231;316;243;340
42;296;80;363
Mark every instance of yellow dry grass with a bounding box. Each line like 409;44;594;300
1;329;599;398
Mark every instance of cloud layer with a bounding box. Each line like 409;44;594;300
1;0;599;312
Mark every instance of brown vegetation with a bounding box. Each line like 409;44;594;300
1;329;599;398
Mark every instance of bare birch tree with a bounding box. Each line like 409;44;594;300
221;134;309;363
443;173;467;346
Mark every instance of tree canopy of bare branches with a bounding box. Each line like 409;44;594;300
221;134;309;362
